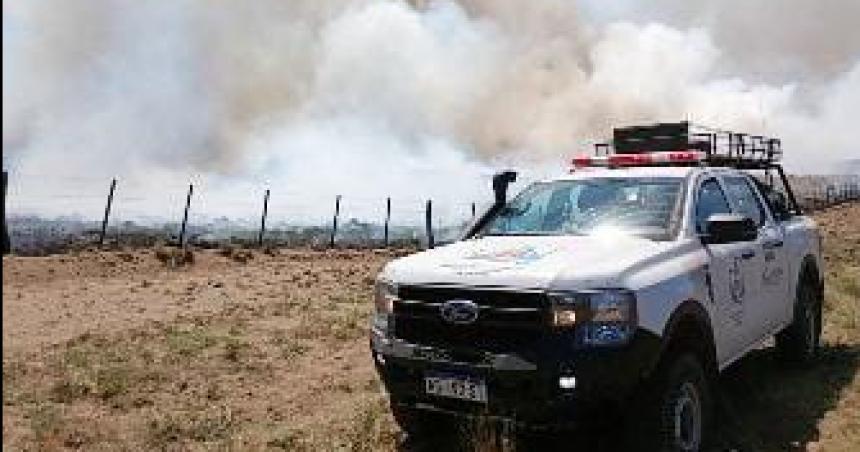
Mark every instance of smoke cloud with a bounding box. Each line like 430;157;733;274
597;0;860;82
3;0;858;221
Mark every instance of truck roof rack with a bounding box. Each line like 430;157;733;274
580;121;782;170
571;120;803;216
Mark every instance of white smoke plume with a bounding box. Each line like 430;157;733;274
3;0;858;222
598;0;860;82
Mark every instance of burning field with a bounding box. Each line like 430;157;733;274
3;204;859;451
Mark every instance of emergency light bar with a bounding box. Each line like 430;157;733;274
572;150;706;168
574;121;783;170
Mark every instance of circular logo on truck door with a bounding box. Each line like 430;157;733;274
440;300;480;325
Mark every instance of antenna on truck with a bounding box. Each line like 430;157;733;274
492;171;518;205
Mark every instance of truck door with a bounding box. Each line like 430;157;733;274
722;175;788;344
695;177;753;363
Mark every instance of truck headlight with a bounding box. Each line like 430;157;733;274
372;278;398;336
549;290;637;346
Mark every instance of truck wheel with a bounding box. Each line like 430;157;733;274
776;278;821;364
638;353;712;452
391;404;459;447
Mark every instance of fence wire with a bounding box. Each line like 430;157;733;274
4;172;858;255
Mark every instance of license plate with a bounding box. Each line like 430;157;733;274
425;373;488;403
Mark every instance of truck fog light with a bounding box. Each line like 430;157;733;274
374;352;386;365
553;309;578;327
559;376;577;389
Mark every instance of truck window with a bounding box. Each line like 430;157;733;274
695;178;732;233
723;176;767;227
480;178;683;239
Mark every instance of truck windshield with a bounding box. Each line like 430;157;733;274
480;178;683;240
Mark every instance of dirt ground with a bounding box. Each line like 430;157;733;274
3;204;859;451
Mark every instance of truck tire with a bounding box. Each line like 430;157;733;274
391;404;459;447
637;353;713;452
776;278;821;364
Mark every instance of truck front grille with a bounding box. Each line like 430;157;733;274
393;286;548;354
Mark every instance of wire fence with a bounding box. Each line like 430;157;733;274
3;171;858;255
786;175;860;212
3;171;493;255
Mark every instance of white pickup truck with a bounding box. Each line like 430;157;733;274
369;122;823;451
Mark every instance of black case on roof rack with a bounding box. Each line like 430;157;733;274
595;121;783;170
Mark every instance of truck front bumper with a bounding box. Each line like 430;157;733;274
370;328;662;428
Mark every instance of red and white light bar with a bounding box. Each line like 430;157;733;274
571;150;706;169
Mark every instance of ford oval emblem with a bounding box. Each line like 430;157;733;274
440;299;480;325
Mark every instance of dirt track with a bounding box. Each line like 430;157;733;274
3;204;859;451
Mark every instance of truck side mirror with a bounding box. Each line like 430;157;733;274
702;213;757;244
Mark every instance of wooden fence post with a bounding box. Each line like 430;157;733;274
384;197;391;248
425;199;434;249
2;170;9;255
258;189;270;247
330;195;341;248
815;185;827;210
99;178;117;246
179;184;194;248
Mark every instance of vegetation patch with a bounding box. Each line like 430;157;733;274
165;325;220;358
147;405;236;448
267;428;309;451
341;399;399;452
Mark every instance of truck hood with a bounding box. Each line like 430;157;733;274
384;234;682;290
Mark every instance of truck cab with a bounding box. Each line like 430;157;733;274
369;122;823;451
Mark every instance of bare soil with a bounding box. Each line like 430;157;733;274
3;205;859;451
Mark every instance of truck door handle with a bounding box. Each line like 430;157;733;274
741;250;756;260
763;240;784;249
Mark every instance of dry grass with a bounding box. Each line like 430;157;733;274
3;246;394;450
3;205;859;451
154;246;195;267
